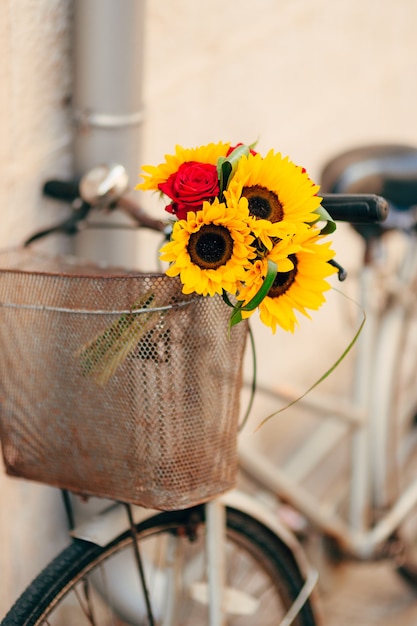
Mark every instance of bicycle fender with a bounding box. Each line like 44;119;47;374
223;490;322;623
70;500;160;546
71;489;311;574
221;490;313;574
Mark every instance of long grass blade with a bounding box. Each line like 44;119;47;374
77;291;160;385
255;289;366;430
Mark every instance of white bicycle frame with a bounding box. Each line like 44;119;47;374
239;228;417;560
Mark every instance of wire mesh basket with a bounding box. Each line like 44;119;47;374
0;248;248;510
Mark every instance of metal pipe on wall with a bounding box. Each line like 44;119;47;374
72;0;146;264
70;1;147;523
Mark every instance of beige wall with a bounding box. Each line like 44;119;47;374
2;0;417;616
139;0;417;187
0;0;73;249
0;0;74;614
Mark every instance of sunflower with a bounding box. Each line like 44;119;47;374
137;142;230;191
245;210;309;254
237;229;338;333
160;197;256;297
224;150;321;227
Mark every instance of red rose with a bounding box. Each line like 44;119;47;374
158;161;219;219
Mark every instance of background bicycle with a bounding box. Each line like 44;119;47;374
238;143;417;625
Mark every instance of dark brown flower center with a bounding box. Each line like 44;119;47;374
268;254;298;297
188;224;234;269
242;185;284;222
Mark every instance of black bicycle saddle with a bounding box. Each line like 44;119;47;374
320;144;417;238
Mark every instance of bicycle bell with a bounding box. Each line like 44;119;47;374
79;163;129;206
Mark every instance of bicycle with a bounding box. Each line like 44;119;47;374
238;144;417;607
0;163;386;626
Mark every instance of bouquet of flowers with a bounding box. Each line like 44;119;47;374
137;141;338;333
79;141;338;385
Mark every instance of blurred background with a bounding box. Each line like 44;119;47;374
2;0;417;616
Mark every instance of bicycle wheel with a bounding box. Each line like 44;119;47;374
387;302;417;584
367;236;417;582
1;505;317;626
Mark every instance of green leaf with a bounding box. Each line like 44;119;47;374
313;204;337;235
229;305;243;330
219;161;233;198
226;144;250;169
217;144;250;198
221;291;243;331
227;259;277;331
221;290;235;308
217;156;226;193
239;259;277;312
216;156;226;179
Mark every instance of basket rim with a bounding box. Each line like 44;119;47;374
0;246;169;281
0;247;204;313
0;297;200;316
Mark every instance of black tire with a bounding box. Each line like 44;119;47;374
1;505;317;625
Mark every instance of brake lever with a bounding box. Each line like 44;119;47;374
23;200;92;247
24;164;130;247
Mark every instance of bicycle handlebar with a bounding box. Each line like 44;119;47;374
22;167;391;247
320;193;389;223
24;175;389;253
42;178;389;225
42;178;166;233
43;180;80;203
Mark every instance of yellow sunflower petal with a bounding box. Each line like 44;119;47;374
225;151;321;225
159;197;255;297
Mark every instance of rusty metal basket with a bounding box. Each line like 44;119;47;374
0;248;247;510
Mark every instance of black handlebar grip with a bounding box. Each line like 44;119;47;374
42;182;389;224
43;180;80;202
321;194;389;223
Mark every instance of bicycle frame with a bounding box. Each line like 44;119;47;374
239;227;417;560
